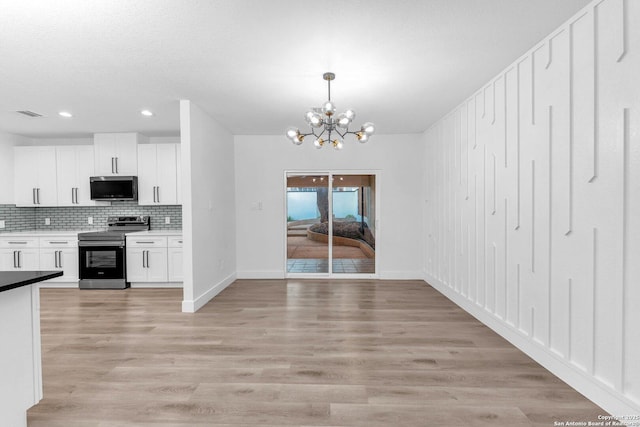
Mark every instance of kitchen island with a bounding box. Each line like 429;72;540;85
0;271;63;427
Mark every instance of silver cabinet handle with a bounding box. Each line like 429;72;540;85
178;240;183;244
156;186;160;203
58;251;63;268
8;241;27;244
135;241;154;244
13;251;17;268
153;186;156;203
37;188;40;204
142;250;146;268
54;251;58;268
111;157;115;174
115;157;119;174
75;187;79;204
17;251;21;268
49;241;68;245
32;188;36;205
146;250;149;268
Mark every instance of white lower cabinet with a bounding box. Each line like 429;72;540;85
125;235;177;286
0;248;39;271
167;236;183;282
0;235;78;285
0;238;40;271
126;247;168;283
38;237;78;282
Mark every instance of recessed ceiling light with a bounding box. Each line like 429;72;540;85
141;110;153;117
58;111;73;118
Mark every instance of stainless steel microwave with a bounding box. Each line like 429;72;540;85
90;176;138;201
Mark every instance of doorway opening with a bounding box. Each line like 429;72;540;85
285;172;377;277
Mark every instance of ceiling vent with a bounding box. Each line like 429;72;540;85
16;110;43;117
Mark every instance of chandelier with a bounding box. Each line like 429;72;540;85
286;72;375;150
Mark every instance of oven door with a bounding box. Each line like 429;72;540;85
78;242;128;289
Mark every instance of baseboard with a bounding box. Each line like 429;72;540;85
423;272;640;416
378;270;424;280
181;272;236;313
236;270;285;279
131;282;183;288
38;282;78;288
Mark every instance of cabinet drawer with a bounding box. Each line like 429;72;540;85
0;237;40;249
167;236;183;248
126;236;167;248
40;237;78;247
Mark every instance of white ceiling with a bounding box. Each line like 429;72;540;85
0;0;592;138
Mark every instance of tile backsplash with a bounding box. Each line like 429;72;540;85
0;202;182;232
0;204;36;231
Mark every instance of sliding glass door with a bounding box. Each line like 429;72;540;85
286;172;377;277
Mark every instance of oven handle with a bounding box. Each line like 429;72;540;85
79;241;124;247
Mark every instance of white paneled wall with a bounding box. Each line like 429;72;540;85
424;0;639;415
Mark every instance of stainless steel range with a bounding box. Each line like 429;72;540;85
78;216;150;289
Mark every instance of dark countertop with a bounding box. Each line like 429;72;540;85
0;271;64;293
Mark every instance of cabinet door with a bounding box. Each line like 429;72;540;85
75;146;96;205
155;144;177;205
94;133;117;175
56;146;77;206
58;248;79;281
14;147;39;206
38;249;61;272
146;248;168;282
137;144;157;205
126;248;147;282
176;145;182;205
114;134;138;175
35;147;58;207
168;247;183;282
16;249;39;270
0;249;18;271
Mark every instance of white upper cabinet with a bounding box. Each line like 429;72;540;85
94;133;144;176
14;146;58;207
137;144;178;205
56;145;96;206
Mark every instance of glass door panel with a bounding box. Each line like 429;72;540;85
331;175;376;274
286;174;329;274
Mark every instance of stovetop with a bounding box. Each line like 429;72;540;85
78;216;150;241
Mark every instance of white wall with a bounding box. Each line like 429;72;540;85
0;131;28;203
234;134;424;279
180;100;236;312
424;0;639;415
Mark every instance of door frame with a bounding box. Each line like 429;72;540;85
283;169;381;279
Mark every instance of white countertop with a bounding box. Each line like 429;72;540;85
0;230;94;237
125;230;182;236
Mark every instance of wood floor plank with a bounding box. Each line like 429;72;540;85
28;280;609;425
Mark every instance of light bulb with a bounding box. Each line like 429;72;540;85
344;109;355;120
286;127;299;140
322;100;336;116
357;132;369;143
336;113;351;129
314;138;324;149
293;134;304;145
305;111;323;127
333;139;343;150
361;122;375;136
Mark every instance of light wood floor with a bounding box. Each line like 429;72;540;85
28;280;607;426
